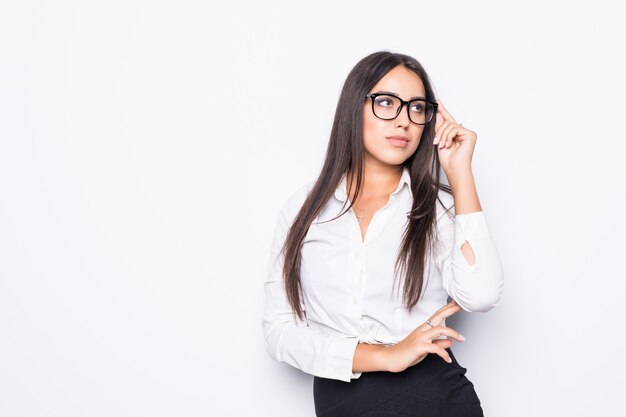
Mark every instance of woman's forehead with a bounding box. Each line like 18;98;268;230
372;66;426;99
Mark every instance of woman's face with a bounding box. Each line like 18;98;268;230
363;65;427;167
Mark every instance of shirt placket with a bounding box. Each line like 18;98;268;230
346;240;364;319
345;191;401;341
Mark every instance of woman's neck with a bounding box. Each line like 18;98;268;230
346;164;403;202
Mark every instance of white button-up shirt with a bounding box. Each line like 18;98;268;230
262;167;504;383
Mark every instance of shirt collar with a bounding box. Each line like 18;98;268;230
333;166;412;202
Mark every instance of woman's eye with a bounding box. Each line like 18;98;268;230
375;99;392;107
410;103;425;113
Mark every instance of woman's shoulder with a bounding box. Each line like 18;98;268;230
277;178;316;220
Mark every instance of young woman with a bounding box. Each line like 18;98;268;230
262;51;504;417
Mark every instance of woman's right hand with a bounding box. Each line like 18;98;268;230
383;300;466;373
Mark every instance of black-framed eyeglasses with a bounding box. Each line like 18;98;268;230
365;93;438;125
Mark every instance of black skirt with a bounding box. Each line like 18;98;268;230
313;347;484;417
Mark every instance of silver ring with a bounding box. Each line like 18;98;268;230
426;319;434;327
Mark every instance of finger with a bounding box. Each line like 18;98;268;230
442;124;468;149
434;121;443;143
421;302;458;328
447;125;472;148
434;121;452;145
438;126;452;149
418;309;461;332
428;301;461;326
429;299;459;317
433;338;453;349
447;127;462;149
421;312;460;331
439;122;458;149
423;325;465;343
439;123;457;150
449;126;467;148
436;300;460;315
448;126;465;149
435;100;453;125
440;299;459;310
422;342;453;364
436;99;458;124
434;111;444;132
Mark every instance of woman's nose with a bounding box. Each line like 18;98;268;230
395;104;411;127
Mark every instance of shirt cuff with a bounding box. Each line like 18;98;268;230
327;336;362;382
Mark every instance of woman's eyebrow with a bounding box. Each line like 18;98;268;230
375;90;426;100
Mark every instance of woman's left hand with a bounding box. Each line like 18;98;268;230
433;99;476;175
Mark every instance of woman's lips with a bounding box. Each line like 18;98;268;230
386;136;409;148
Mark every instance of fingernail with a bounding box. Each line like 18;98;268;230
433;137;438;144
459;334;466;341
439;141;444;149
447;357;452;363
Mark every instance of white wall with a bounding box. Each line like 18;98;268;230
1;1;624;415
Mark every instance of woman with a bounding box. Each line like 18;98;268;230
262;51;504;416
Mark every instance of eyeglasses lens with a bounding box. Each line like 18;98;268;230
372;95;434;124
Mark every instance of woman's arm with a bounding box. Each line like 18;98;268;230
449;169;482;266
432;99;504;312
262;186;362;383
353;301;466;374
352;343;389;373
435;190;504;313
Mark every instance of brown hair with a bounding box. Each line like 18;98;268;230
280;50;453;322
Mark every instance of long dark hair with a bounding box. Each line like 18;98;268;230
280;50;453;322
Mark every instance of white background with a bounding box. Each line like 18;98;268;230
1;1;624;416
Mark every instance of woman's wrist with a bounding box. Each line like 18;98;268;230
448;169;482;214
352;342;392;373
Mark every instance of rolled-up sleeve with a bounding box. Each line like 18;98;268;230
435;207;504;313
262;192;361;383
